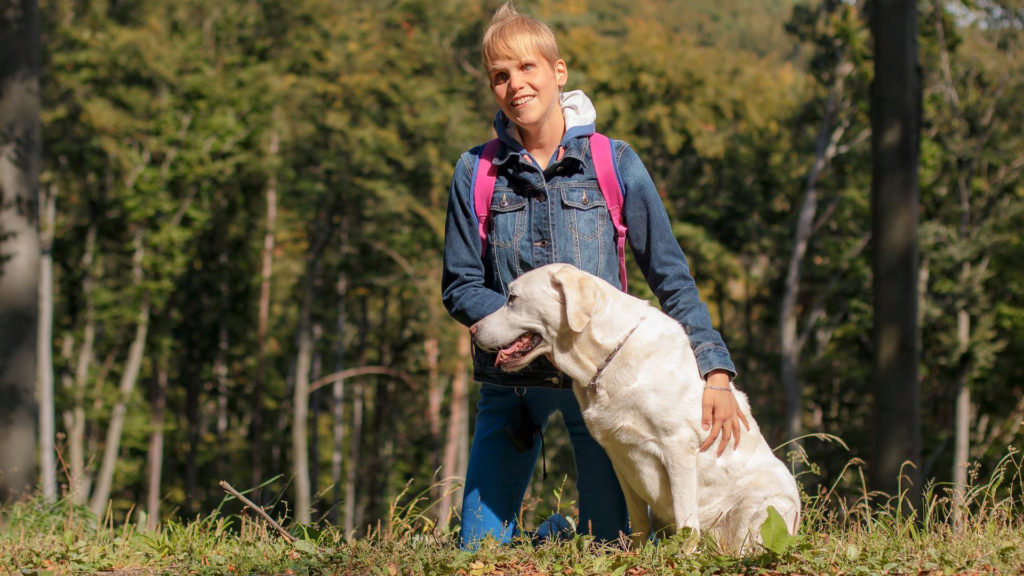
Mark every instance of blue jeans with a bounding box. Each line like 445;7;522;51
459;383;628;548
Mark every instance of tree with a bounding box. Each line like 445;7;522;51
869;0;922;508
37;178;56;500
780;0;872;446
918;0;1024;521
0;0;41;501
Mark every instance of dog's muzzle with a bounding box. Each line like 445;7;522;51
492;332;541;367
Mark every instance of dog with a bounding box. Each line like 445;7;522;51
470;263;800;551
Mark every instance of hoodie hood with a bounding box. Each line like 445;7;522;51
493;89;597;152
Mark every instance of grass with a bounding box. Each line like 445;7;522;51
3;447;1023;576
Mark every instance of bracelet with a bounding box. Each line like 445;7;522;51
704;384;732;392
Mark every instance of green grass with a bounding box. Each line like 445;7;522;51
3;448;1023;576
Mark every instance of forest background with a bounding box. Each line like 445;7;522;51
0;0;1022;537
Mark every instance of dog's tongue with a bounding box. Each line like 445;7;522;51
495;333;534;366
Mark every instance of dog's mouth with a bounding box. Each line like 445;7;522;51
494;332;543;369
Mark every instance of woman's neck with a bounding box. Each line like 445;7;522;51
518;116;565;171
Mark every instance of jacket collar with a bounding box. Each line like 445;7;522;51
490;90;597;168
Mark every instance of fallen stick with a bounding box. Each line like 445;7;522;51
219;480;296;543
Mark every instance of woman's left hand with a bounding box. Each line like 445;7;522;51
699;370;750;457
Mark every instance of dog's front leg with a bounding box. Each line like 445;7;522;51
613;466;651;548
663;438;701;548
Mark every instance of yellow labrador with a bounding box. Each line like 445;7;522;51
470;263;800;551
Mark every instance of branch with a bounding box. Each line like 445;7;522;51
309;366;416;394
796;231;872;352
219;480;295;543
169;185;198;229
123;148;151;191
975;392;1024;459
833;127;870;156
456;49;489;84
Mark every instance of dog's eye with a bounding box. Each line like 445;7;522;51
507;294;518;305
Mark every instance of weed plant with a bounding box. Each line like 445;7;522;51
3;445;1023;575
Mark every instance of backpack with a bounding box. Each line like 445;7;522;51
470;133;630;292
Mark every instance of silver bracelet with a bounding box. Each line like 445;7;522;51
704;384;731;392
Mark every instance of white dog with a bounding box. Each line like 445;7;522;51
470;263;800;551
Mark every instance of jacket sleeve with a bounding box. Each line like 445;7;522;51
616;142;737;380
441;150;507;327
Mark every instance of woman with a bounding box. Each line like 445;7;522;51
441;2;747;549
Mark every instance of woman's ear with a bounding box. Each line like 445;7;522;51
555;59;568;90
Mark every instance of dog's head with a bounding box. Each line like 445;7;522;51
470;263;609;372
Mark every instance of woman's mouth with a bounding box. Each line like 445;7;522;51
511;95;535;108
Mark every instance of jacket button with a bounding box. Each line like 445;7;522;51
537;193;547;202
535;239;548;247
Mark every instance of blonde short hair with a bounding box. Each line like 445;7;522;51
481;2;560;72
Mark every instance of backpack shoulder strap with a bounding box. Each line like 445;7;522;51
472;139;501;255
589;132;629;292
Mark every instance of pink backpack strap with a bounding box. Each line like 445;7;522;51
472;139;501;255
590;133;629;292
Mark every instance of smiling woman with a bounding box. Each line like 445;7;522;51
486;51;567;168
441;0;742;550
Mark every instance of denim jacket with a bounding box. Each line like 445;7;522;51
442;90;735;386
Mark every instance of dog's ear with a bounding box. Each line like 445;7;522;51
554;267;604;333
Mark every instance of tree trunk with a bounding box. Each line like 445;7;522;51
214;249;230;486
781;50;851;444
344;297;370;534
363;298;392;525
215;321;229;483
437;330;471;531
344;377;364;534
292;252;321;525
252;126;279;504
89;231;150;517
330;272;347;526
185;347;200;516
869;0;922;508
426;337;442;457
65;222;96;504
37;183;56;500
145;354;168;531
951;307;970;526
0;0;41;501
426;334;445;513
309;320;323;520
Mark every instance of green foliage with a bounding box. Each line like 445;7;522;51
759;505;799;556
22;0;1024;545
3;449;1024;574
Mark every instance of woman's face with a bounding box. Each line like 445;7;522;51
489;51;567;135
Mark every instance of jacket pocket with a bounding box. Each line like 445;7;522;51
489;190;528;248
560;185;607;241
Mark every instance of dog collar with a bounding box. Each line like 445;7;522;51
587;313;647;389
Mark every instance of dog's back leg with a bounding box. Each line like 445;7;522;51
613;466;652;548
